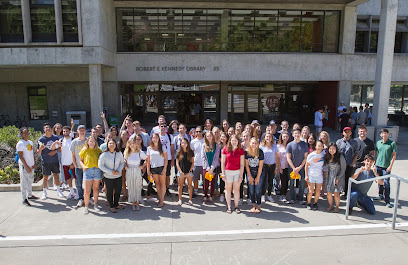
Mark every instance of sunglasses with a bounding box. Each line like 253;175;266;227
160;125;167;128
196;130;202;133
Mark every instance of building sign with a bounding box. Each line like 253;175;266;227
135;66;220;72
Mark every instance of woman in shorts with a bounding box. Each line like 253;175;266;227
175;138;194;205
305;140;325;211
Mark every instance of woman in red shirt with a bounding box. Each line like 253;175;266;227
221;134;245;213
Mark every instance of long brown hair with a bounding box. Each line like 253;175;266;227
149;133;164;157
176;138;193;161
277;132;290;147
124;138;140;159
204;131;215;152
261;132;275;147
246;137;260;159
226;134;242;152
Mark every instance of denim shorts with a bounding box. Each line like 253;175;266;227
83;167;103;181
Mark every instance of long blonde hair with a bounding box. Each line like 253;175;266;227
82;136;98;150
261;132;274;147
246;137;260;159
204;131;215;152
124;138;140;159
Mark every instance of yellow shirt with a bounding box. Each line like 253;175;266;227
79;148;102;169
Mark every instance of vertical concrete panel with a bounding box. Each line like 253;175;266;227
338;81;352;108
54;0;63;44
102;82;120;117
220;82;228;123
340;5;357;54
89;64;103;127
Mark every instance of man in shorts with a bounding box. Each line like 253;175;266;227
190;126;205;198
37;123;63;200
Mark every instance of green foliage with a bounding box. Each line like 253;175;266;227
0;126;42;149
0;165;20;184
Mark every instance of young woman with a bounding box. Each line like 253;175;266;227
52;123;65;190
146;133;168;208
301;126;310;142
123;138;147;211
118;130;129;201
204;119;214;133
218;132;228;202
292;123;301;131
260;133;280;203
168;120;180;137
240;131;251;204
245;137;265;213
277;132;290;202
235;122;243;138
79;136;103;214
324;143;346;213
201;131;220;204
243;124;253;140
98;139;124;213
227;127;235;137
221;134;245;213
307;133;317;153
252;124;262;141
212;126;220;144
319;131;330;150
134;134;154;202
222;120;230;134
109;126;120;143
305;140;325;210
175;138;194;205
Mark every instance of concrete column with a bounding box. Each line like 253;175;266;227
54;0;63;44
89;64;103;127
340;5;357;54
220;82;228;123
338;81;352;108
372;0;399;127
21;0;32;44
76;0;83;44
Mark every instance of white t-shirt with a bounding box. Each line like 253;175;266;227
314;111;323;127
126;151;147;167
16;139;35;167
173;134;190;153
60;137;73;166
306;151;325;178
159;133;174;160
147;146;167;168
190;137;205;166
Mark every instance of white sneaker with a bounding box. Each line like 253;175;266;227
41;192;47;200
74;193;79;200
89;198;95;206
52;184;58;191
219;195;225;202
83;207;89;214
66;193;75;199
267;195;275;203
177;200;182;206
76;199;84;208
238;199;243;205
261;195;266;203
279;196;288;203
63;183;69;190
57;190;64;198
94;205;101;212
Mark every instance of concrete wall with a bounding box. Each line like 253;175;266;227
0;82;90;130
357;0;408;16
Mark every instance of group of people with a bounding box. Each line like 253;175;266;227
16;111;397;215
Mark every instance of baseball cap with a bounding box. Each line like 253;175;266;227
78;125;86;130
251;120;260;126
343;127;352;131
269;120;276;125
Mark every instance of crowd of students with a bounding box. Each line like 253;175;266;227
16;113;397;215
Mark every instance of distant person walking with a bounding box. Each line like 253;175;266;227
314;107;323;134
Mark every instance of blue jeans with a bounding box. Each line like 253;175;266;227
75;168;84;200
289;168;305;201
377;166;391;204
248;170;264;205
350;188;375;214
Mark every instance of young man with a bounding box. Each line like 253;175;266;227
190;126;205;198
338;108;350;137
354;125;375;168
91;127;104;146
120;115;134;138
158;122;175;196
374;128;397;207
286;128;309;204
130;121;150;147
336;127;358;196
95;123;105;142
364;103;370;124
37;123;63;200
17;127;37;205
150;115;166;137
314;107;323;134
356;106;367;126
53;126;76;199
349;154;383;215
70;125;87;208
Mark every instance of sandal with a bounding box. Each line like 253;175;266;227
250;207;256;213
235;208;241;214
226;208;232;214
326;206;333;212
116;205;125;210
333;207;339;213
109;208;117;213
255;208;261;214
158;202;165;208
209;197;214;204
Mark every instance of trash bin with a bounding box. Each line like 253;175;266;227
66;111;87;127
375;126;399;143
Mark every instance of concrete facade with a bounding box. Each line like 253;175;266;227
0;0;407;129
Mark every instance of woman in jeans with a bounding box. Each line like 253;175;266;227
98;139;124;213
260;133;280;203
277;132;290;202
240;131;251;204
245;137;265;213
79;136;102;214
201;131;220;204
124;138;147;211
221;134;245;214
218;132;228;202
146;133;168;208
175;138;194;205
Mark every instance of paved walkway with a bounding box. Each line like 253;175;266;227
1;127;408;264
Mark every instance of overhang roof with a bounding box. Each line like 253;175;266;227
115;0;369;6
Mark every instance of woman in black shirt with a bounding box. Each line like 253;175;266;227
176;138;195;206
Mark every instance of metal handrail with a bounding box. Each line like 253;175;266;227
345;173;408;230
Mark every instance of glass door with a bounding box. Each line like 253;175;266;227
247;94;259;123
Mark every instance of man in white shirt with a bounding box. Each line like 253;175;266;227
190;126;205;198
159;122;175;197
16;127;37;206
130;121;150;147
150;115;166;137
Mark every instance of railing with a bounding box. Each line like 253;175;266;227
346;174;408;230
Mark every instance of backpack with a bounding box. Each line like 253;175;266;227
15;151;19;163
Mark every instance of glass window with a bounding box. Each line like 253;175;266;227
351;85;362;107
28;87;48;120
207;9;225;52
362;85;374;106
30;0;56;42
355;31;366;52
0;0;24;43
389;85;403;114
323;11;340;52
253;10;278;52
300;11;324;52
61;0;78;42
369;32;378;53
229;10;255;52
277;10;301;52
